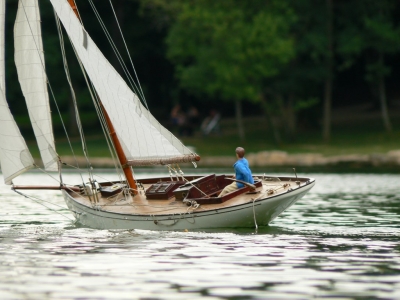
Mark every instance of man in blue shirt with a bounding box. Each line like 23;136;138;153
219;147;254;197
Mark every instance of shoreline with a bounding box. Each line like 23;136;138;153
55;150;400;171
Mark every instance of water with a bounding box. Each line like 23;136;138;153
1;172;400;299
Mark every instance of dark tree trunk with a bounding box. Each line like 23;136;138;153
322;0;333;142
235;100;245;141
378;53;392;132
285;93;296;140
260;94;281;145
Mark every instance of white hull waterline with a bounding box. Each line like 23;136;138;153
61;174;315;231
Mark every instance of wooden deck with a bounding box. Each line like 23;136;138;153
65;175;306;216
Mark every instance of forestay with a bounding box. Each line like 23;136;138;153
14;0;58;171
0;1;35;185
50;0;197;165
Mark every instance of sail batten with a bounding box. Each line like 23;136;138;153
14;0;58;172
0;1;35;184
50;0;195;165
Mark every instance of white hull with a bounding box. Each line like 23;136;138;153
62;176;315;231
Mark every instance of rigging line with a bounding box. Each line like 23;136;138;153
64;30;125;184
34;164;85;199
56;16;88;164
87;0;146;108
35;165;64;184
61;162;117;186
86;56;146;162
90;1;177;160
108;0;148;108
89;81;126;183
82;1;171;163
55;13;88;185
12;189;74;221
34;166;92;200
167;165;208;198
16;2;56;150
86;0;158;162
89;0;147;108
18;1;78;178
252;198;258;231
70;0;83;22
86;66;127;184
62;1;94;179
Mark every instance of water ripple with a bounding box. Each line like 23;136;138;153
1;173;400;299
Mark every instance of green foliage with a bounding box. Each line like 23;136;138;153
264;0;329;104
294;97;319;111
179;115;400;158
164;0;295;103
3;0;400;153
337;0;400;77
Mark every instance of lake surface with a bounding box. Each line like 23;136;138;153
1;171;400;299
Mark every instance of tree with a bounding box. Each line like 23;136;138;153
337;0;400;132
143;0;296;141
263;0;329;142
323;0;334;141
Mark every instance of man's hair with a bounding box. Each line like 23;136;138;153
236;147;245;158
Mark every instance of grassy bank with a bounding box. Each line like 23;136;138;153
26;115;400;160
180;116;400;157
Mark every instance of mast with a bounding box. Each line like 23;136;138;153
100;103;138;193
67;0;79;17
66;0;138;193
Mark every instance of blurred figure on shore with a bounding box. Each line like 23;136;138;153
170;104;186;135
201;109;221;135
186;106;200;136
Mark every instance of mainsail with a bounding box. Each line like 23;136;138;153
50;0;196;165
14;0;58;171
0;1;4;94
0;1;35;184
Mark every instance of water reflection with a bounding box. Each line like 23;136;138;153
1;173;400;299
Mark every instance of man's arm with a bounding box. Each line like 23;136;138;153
224;177;256;189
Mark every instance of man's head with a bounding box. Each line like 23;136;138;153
235;147;245;158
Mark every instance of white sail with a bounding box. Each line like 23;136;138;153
14;0;58;171
0;1;4;94
0;1;35;184
50;0;195;165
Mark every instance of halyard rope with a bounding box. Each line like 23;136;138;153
252;198;258;230
12;189;74;221
108;0;148;108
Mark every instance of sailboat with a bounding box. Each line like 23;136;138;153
0;0;315;231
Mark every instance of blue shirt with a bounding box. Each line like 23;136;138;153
233;158;254;188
